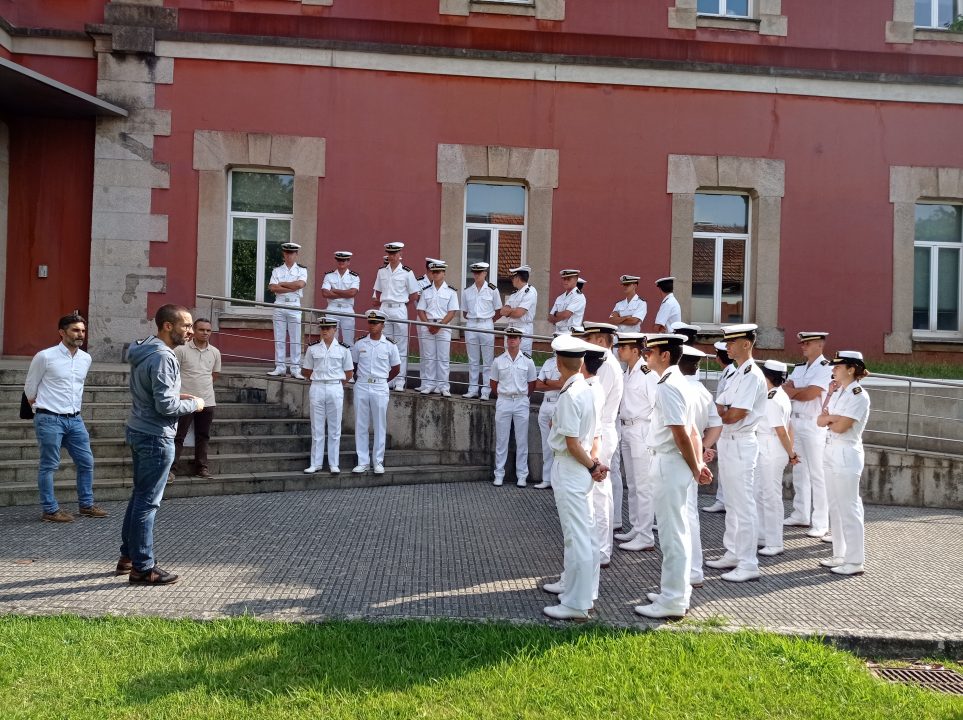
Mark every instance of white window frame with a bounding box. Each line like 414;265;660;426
226;168;295;313
691;192;752;326
697;0;752;19
462;181;528;291
914;0;961;28
913;201;963;337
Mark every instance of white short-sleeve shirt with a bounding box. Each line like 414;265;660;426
416;282;459;320
612;294;647;334
787;355;833;418
827;381;871;447
654;293;682;330
351;335;401;381
551;289;586;333
270;263;308;305
548;374;597;455
322;269;361;308
538;355;562;403
373;264;420;303
505;284;538;327
303;339;354;381
462;282;500;321
646;366;692;454
758;386;792;434
717;358;768;435
491;350;536;395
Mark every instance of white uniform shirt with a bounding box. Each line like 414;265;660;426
654;292;682;330
491;351;536;395
321;269;361;309
758;386;792;434
373;264;420;303
550;289;586;333
619;356;658;422
462;282;500;320
718;358;768;435
585;376;605;438
505;283;538;326
612;294;647;334
24;343;92;415
304;339;354;381
715;363;737;401
549;374;596;455
174;340;222;406
687;375;722;434
351;335;401;381
827;382;871;447
416;282;459;320
596;350;624;428
787;355;833;418
646;366;692;454
270;263;307;305
538;356;562;403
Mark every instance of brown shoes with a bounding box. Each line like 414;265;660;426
115;556;133;575
78;505;108;518
193;467;214;479
41;509;73;523
129;566;179;586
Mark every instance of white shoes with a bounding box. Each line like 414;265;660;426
645;591;663;604
329;466;340;474
303;466;319;474
820;533;834;543
493;477;504;487
783;515;810;527
633;603;686;620
702;501;726;513
480;394;491;401
758;546;784;556
419;388;432;395
352;465;368;473
806;527;830;538
705;554;739;570
613;529;638;542
463;392;479;399
516;479;527;488
542;603;589;622
290;372;305;380
721;568;761;583
533;481;551;489
618;535;654;552
267;368;286;377
819;556;845;568
373;464;385;475
542;581;564;595
831;563;864;576
441;390;451;398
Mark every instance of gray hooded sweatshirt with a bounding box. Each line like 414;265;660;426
127;336;198;438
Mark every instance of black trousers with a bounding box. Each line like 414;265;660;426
174;406;215;470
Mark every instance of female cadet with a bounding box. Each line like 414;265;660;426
817;351;871;576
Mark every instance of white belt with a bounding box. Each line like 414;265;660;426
275;300;300;306
722;430;756;439
647;447;679;456
792;412;818;420
620;417;645;427
466;317;494;322
328;301;353;308
756;430;779;438
542;394;559;404
499;393;527;399
360;377;387;383
313;380;343;384
380;301;404;307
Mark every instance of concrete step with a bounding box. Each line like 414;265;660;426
0;464;493;506
0;416;312;441
0;401;291;421
0;384;266;405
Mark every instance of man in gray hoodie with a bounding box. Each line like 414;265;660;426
118;304;204;585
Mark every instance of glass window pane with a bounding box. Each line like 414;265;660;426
230;217;259;302
466;228;492;286
231;172;294;214
915;204;962;243
915;0;933;25
938;0;954;26
691;237;716;323
721;238;746;323
496;229;523;298
262;220;290;305
698;0;721;14
726;0;749;17
466;184;525;224
913;246;931;330
694;194;749;233
937;248;960;331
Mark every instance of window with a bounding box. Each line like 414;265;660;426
914;0;959;27
697;0;750;18
227;170;294;306
464;182;527;298
691;193;750;325
913;203;962;334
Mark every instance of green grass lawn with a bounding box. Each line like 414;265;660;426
1;616;960;720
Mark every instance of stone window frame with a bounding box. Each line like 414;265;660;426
440;0;564;21
886;166;963;353
667;154;786;349
669;0;787;36
192;130;325;328
437;143;559;339
887;0;963;44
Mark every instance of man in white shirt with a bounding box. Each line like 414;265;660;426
490;327;537;487
498;265;538;354
267;242;308;379
547;269;586;335
173;318;222;480
373;242;421;391
302;317;354;474
461;261;500;400
702;341;736;514
534;337;563;489
352;310;401;474
24;312;104;523
416;260;459;397
609;275;647;333
653;276;682;333
321;251;361;348
413;258;437;393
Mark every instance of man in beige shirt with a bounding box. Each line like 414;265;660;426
173;318;221;479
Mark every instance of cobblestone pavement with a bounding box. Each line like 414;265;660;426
1;484;961;651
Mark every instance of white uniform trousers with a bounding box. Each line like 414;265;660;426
465;318;494;397
494;395;530;482
717;434;760;572
651;451;693;614
590;425;617;563
414;324;429;390
308;382;344;468
419;326;452;393
354;380;389;466
272;306;302;372
790;419;829;530
553;455;599;610
609;424;624;528
537;400;557;485
754;433;788;548
824;442;865;565
330;305;355;347
686;481;704;584
381;304;409;390
619;423;654;546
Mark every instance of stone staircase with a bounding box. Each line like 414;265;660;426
0;364;492;508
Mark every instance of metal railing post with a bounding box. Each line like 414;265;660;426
904;378;912;452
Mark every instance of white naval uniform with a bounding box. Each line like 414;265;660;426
462;281;500;398
612;294;647;334
712;362;738;506
754;386;792;550
716;358;767;573
591;351;623;564
351;335;401;467
373;263;420;390
549;373;598;612
584;375;604;590
504;283;538;354
686;375;722;585
269;262;308;373
646;366;695;615
550;289;586;335
618;356;658;544
413;273;433;391
824;382;870;566
654;292;682;331
416;281;459;393
787;356;833;531
302;340;354;469
536;356;561;486
321;268;361;347
491;350;537;483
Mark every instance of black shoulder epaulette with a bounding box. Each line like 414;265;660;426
744;365;752;374
523;352;532;359
402;265;412;272
340;341;350;349
386;337;396;344
307;339;319;347
852;386;863;395
640;365;651;375
767;389;777;399
419;274;428;282
325;268;335;275
792;363;802;369
657;373;669;384
358;332;370;340
349;270;359;277
488;282;497;291
576;288;582;294
297;263;307;269
820;359;830;366
524;287;530;293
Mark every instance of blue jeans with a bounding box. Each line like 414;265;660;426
34;413;95;513
121;428;175;572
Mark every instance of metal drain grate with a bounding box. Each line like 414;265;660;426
871;665;963;695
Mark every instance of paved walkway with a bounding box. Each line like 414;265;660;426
1;484;961;655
